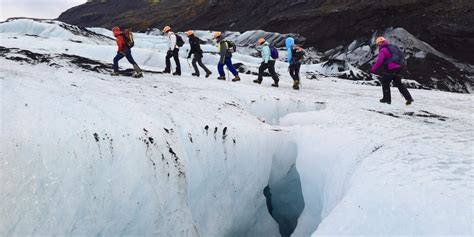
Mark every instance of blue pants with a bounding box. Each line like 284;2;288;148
113;48;136;72
218;58;238;77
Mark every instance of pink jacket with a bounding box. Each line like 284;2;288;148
371;41;401;73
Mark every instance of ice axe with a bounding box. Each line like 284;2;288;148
187;58;192;69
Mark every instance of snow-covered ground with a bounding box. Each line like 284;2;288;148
1;19;473;236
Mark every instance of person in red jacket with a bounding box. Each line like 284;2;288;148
111;27;143;78
371;37;413;105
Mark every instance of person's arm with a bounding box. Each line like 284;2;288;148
188;38;194;58
262;45;270;64
219;41;226;64
169;34;177;50
116;37;124;53
287;47;292;65
371;48;388;73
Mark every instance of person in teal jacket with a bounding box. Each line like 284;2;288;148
253;38;279;87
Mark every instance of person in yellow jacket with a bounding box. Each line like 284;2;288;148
213;32;240;81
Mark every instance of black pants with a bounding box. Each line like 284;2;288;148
289;64;301;81
258;60;279;82
381;68;413;102
165;48;181;73
192;55;211;76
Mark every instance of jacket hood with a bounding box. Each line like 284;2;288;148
112;27;121;37
286;37;295;48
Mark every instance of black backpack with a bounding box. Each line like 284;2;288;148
225;40;237;53
292;47;305;63
385;44;405;66
176;34;185;47
122;29;134;48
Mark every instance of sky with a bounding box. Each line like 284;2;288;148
0;0;85;21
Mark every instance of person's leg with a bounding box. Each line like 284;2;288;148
124;49;142;74
392;71;413;101
255;63;267;83
289;64;296;81
113;53;124;72
381;73;393;103
124;49;136;65
197;56;211;75
164;50;172;72
173;48;181;74
268;61;279;83
291;64;301;90
225;58;239;76
294;64;301;81
192;57;200;76
218;62;225;78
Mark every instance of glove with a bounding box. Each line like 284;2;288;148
167;50;172;56
118;51;125;55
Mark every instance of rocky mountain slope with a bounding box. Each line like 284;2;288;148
59;0;474;64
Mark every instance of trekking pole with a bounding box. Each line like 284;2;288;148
187;58;192;69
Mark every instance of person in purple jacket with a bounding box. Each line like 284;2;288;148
372;37;414;105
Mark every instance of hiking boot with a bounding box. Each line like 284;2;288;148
192;73;200;77
293;80;300;90
406;99;414;106
271;80;279;88
132;72;143;78
173;71;181;76
217;76;226;80
162;69;171;74
232;76;241;82
253;79;262;84
111;71;120;76
205;71;212;78
379;99;391;104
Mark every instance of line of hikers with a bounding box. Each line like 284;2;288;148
111;26;413;104
110;26;305;90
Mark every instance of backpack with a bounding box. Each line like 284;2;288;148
385;44;405;66
225;40;237;53
176;34;185;47
292;46;305;63
123;29;134;48
270;45;279;59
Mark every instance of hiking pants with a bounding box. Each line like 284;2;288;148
289;63;301;81
165;48;181;73
381;68;413;102
218;58;238;77
113;48;136;72
258;60;279;82
192;55;211;76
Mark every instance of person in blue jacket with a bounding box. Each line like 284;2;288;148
253;38;279;87
286;37;303;90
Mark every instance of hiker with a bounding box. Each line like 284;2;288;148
162;26;181;76
186;30;212;78
253;38;279;87
286;37;304;90
371;37;414;105
111;27;143;78
213;32;240;82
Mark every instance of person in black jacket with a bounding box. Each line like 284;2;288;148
186;31;212;78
